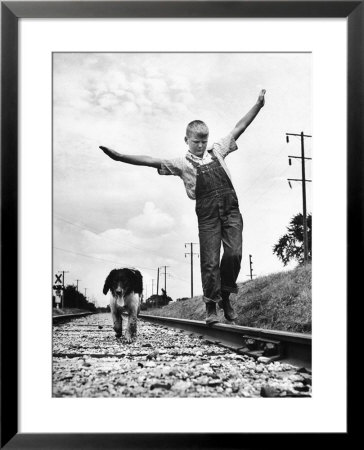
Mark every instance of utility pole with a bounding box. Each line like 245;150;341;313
247;254;255;280
286;131;312;264
156;268;160;296
160;266;170;296
58;270;69;309
84;288;87;300
156;269;160;309
185;242;199;298
75;279;81;308
59;270;69;288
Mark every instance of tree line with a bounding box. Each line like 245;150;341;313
52;285;96;312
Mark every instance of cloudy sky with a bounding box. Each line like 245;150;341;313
53;52;312;307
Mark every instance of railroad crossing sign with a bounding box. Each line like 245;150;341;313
53;278;63;308
54;274;62;284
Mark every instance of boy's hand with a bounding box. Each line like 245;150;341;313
231;89;266;140
100;145;109;154
99;146;118;160
256;89;266;108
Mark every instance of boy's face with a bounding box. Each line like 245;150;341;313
185;132;209;158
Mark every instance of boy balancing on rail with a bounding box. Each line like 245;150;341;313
100;89;266;325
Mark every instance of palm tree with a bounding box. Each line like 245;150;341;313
273;213;312;266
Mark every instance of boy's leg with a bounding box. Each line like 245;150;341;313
198;215;222;324
219;209;243;320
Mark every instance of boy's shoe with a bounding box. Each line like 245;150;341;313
218;297;238;321
205;302;219;325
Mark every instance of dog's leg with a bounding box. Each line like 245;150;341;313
125;313;137;343
110;296;122;337
125;294;139;343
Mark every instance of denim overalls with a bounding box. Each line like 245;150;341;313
194;153;243;304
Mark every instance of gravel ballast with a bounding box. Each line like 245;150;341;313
53;313;312;398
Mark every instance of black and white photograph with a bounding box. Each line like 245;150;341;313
52;52;312;398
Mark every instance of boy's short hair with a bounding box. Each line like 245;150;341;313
186;120;209;137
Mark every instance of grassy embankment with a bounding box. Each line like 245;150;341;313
142;263;311;333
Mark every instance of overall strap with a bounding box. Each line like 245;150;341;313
211;149;233;183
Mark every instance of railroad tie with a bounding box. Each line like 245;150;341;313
237;335;283;362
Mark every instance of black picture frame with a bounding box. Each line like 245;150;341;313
1;1;361;448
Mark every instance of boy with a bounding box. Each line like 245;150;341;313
100;89;266;325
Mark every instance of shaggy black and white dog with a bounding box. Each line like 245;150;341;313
103;268;143;342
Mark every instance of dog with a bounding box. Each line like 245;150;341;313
103;268;143;343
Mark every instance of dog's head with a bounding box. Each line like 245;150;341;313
103;268;143;298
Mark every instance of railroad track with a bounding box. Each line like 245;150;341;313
53;313;312;397
139;314;311;369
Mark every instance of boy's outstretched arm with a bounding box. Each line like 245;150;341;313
99;146;162;169
231;89;266;141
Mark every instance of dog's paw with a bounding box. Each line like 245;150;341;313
124;331;137;344
113;322;123;335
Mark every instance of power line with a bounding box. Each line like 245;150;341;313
250;171;312;226
240;152;286;197
237;139;306;198
53;246;158;272
242;165;291;211
169;272;189;283
54;214;157;254
54;214;190;267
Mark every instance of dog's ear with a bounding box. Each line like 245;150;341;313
132;270;143;295
103;275;110;295
103;270;115;295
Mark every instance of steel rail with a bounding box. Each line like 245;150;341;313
139;314;311;369
52;312;94;323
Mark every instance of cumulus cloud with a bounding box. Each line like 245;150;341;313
54;53;198;120
127;202;175;237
